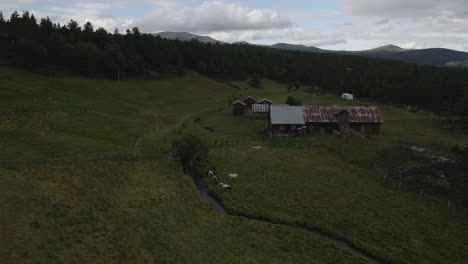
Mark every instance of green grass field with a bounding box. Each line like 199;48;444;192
1;67;468;263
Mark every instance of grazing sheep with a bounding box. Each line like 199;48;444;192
212;174;219;183
207;170;214;178
228;173;238;180
218;183;231;191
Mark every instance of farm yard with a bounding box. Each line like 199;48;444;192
1;67;468;263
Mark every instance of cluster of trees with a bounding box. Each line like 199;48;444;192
1;11;468;116
285;96;302;106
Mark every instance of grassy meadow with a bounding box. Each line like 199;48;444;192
1;67;468;263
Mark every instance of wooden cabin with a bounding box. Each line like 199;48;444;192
243;96;256;110
232;100;246;115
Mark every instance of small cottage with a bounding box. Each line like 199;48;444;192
232;100;246;115
341;93;354;100
243;96;256;110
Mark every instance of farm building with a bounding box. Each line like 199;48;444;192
269;105;307;136
232;100;246;115
341;93;354;100
303;106;382;135
269;105;383;136
251;104;270;118
252;104;270;113
243;96;256;110
257;98;273;105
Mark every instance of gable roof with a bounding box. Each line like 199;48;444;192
270;105;305;125
302;106;383;123
257;98;272;104
232;100;246;106
252;104;270;113
243;96;256;102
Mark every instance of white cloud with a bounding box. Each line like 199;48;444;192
341;0;468;18
207;27;342;45
311;39;347;47
132;1;293;32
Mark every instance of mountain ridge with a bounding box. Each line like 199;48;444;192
153;31;468;66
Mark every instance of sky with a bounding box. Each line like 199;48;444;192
1;0;468;51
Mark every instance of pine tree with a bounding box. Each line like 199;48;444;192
0;11;4;22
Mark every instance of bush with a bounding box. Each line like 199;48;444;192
172;134;208;167
248;73;261;88
285;96;302;106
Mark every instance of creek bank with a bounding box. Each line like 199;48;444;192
184;167;386;264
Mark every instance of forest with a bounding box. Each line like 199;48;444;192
1;11;468;117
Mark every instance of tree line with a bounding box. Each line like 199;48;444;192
1;11;468;116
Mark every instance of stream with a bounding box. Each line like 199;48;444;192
185;168;386;264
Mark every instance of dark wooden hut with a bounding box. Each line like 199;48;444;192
232;100;246;115
243;96;256;110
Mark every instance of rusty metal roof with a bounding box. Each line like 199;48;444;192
270;105;305;125
302;106;383;123
252;104;270;113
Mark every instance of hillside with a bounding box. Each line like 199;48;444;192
269;43;468;66
2;16;468;117
2;67;468;264
154;31;224;44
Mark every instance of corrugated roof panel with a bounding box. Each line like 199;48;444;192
302;106;383;123
252;104;270;113
270;105;305;125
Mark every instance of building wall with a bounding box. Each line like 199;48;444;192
271;124;306;136
244;99;256;110
308;123;381;134
232;106;244;115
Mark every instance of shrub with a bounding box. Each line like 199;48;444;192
172;134;208;167
285;96;302;106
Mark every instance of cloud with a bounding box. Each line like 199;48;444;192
311;39;347;47
132;1;293;32
341;0;468;18
208;27;342;45
25;9;133;32
134;0;185;8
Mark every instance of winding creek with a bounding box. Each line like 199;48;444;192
185;168;385;264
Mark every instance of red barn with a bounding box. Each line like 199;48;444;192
269;105;306;136
269;105;383;136
302;106;383;135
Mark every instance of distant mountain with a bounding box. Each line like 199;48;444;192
154;31;468;66
269;43;468;66
358;44;408;53
154;32;223;44
270;43;324;53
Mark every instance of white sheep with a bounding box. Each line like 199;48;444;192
218;183;231;191
228;173;238;180
207;170;214;178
